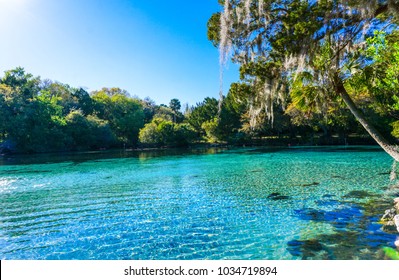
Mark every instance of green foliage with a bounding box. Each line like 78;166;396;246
346;31;399;138
209;0;399;150
108;94;144;145
0;69;144;153
92;91;144;145
1;67;41;99
185;91;249;143
173;123;197;146
91;87;130;97
73;88;94;115
207;12;220;47
169;98;183;123
64;110;93;148
382;247;399;260
0;69;68;152
169;98;181;113
139;118;196;147
201;117;220;143
64;110;115;150
217;88;248;141
391;121;399;138
39;82;93;116
153;105;175;122
4;44;399;154
363;31;399;114
187;97;219;134
138;122;160;145
141;97;157;123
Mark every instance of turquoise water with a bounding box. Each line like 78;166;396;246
0;146;398;260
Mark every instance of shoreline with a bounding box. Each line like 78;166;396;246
0;140;383;158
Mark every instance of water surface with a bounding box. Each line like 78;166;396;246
0;146;398;259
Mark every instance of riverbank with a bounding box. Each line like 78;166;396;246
0;133;380;158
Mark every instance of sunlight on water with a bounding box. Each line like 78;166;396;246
0;178;17;193
0;146;397;259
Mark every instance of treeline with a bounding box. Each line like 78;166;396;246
0;67;388;154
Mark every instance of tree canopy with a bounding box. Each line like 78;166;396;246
209;0;399;160
0;69;146;153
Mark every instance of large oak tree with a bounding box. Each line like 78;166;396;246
208;0;399;160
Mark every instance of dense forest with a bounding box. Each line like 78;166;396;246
1;0;399;154
0;64;393;154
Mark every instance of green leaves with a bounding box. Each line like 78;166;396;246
138;118;196;147
347;31;399;118
207;12;221;47
187;97;219;133
382;247;399;260
209;0;399;149
0;69;146;152
92;91;144;145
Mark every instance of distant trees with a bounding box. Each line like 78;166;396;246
169;98;183;123
91;91;144;145
139;98;195;147
187;97;219;135
186;94;244;143
64;110;116;150
0;68;145;153
1;58;398;154
139;118;196;147
0;73;213;153
0;68;64;152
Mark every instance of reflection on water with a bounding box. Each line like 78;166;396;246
0;146;398;259
0;147;230;166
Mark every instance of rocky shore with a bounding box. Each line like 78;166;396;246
381;197;399;259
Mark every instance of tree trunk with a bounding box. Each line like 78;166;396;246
336;79;399;161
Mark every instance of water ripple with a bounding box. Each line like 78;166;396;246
0;147;395;259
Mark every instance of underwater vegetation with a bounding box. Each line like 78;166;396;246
287;192;399;260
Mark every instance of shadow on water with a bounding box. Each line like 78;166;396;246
0;145;383;166
343;190;378;199
267;192;291;201
287;193;398;259
0;147;232;166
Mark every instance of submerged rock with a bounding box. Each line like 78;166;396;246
287;239;326;259
294;208;326;222
381;209;397;222
302;182;320;187
295;205;364;228
331;175;346;179
380;199;399;233
267;192;291;201
343;190;375;199
293;197;398;259
382;222;399;234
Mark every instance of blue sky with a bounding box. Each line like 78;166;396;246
0;0;239;106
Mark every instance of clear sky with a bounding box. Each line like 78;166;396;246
0;0;239;106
